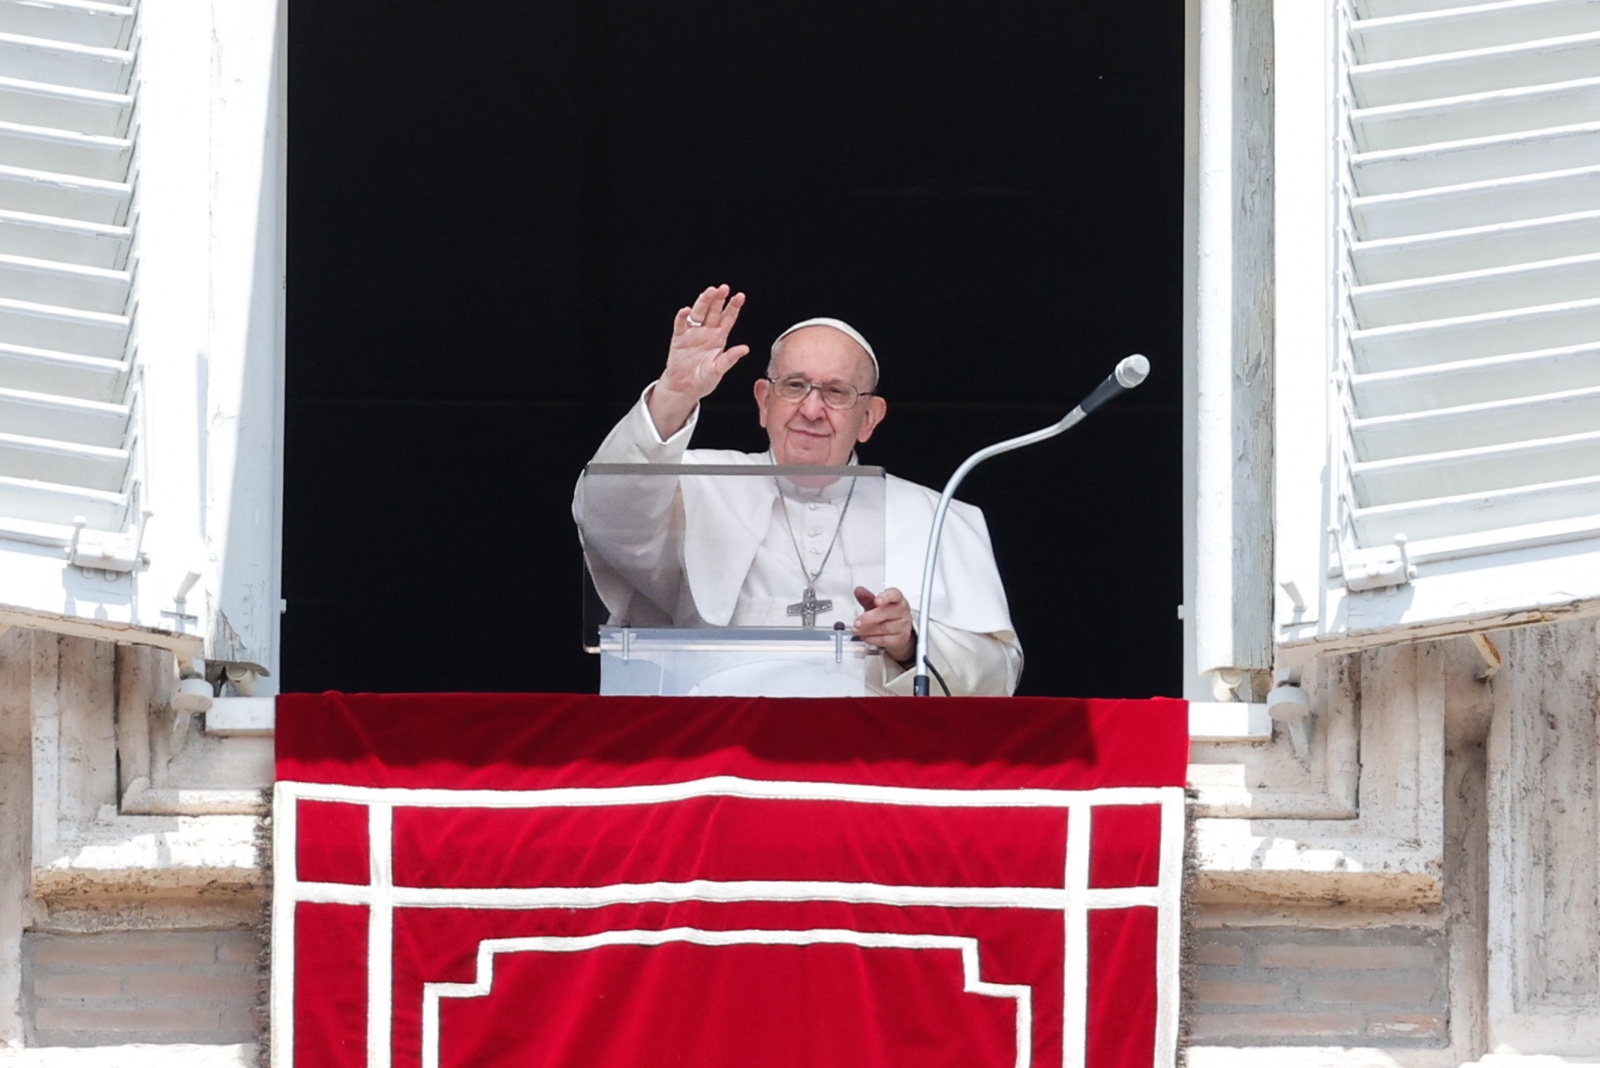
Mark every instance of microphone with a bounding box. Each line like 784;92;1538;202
1081;354;1151;414
912;354;1150;697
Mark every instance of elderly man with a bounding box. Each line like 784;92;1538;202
577;284;1022;696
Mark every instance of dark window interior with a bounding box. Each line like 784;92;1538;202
284;0;1185;697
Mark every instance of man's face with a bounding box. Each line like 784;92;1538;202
754;327;887;466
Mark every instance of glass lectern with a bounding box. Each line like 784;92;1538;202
577;463;887;696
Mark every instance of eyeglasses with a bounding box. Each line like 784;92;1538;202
766;375;878;411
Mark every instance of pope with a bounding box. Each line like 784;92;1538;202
577;283;1022;696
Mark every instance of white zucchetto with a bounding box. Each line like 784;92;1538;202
772;317;879;380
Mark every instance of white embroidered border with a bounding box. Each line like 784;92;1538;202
271;780;298;1068
293;880;1161;911
1062;801;1092;1068
285;777;1173;809
270;777;1186;1068
1154;790;1185;1066
418;928;1034;1068
367;804;393;1068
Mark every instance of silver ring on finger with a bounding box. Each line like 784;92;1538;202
686;315;704;328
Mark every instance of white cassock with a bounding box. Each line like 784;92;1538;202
574;387;1024;696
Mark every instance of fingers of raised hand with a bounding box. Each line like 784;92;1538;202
686;284;738;329
676;285;746;338
666;286;747;397
713;344;750;377
718;290;746;334
685;285;719;328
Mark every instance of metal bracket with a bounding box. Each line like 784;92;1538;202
159;571;202;631
1280;580;1308;614
65;510;152;575
1329;526;1416;592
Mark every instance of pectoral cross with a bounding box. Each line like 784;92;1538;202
786;586;833;628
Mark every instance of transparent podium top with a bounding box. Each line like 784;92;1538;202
576;463;886;648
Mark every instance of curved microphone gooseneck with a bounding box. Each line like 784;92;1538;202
912;355;1151;697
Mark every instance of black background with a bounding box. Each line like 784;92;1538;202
282;0;1186;697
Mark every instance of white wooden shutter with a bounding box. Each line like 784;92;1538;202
1275;0;1600;656
0;0;138;547
0;0;286;682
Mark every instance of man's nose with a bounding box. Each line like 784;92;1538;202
798;388;829;419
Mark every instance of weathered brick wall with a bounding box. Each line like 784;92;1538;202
1190;926;1448;1046
22;930;260;1047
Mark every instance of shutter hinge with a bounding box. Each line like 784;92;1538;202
1329;527;1416;592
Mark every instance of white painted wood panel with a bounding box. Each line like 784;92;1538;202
0;0;135;545
1185;0;1276;692
0;297;128;355
1352;343;1600;414
0;386;126;446
0;165;130;224
1353;385;1600;458
0;210;130;269
0;33;131;93
1355;165;1600;238
1275;0;1600;656
1354;78;1600;152
1353;124;1600;196
0;0;284;676
0;432;127;490
0;76;132;135
0;342;123;400
0;253;129;312
1352;429;1600;504
1351;252;1600;326
1352;0;1600;65
1353;31;1600;106
0;121;130;181
1354;472;1600;542
0;0;278;678
1360;0;1501;17
1353;296;1600;366
1353;210;1600;282
0;474;120;528
0;0;134;50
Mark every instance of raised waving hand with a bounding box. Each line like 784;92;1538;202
648;284;749;437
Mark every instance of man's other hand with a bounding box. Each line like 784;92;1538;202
853;586;915;665
648;284;749;437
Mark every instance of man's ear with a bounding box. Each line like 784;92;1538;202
753;376;770;428
856;395;887;443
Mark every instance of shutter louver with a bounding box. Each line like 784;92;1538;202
0;0;137;544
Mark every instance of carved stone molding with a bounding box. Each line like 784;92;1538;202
1195;640;1462;906
1487;618;1600;1055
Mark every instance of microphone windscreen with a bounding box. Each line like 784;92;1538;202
1115;354;1150;388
